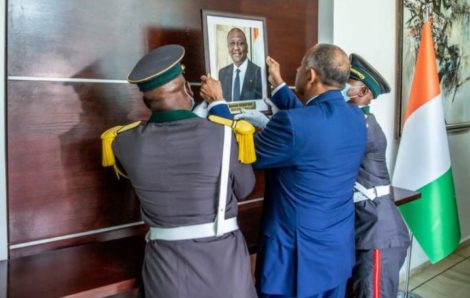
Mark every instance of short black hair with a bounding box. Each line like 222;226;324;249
304;44;350;88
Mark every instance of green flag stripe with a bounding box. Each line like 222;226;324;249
399;168;461;263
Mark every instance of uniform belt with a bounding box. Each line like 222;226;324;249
146;217;239;241
354;182;390;203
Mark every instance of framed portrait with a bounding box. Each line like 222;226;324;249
397;0;470;133
202;10;269;113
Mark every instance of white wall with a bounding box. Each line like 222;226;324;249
1;0;7;261
318;0;333;44
330;0;398;167
321;0;470;270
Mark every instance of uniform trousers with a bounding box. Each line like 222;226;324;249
349;247;407;298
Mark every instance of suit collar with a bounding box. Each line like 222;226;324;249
306;90;343;106
305;95;318;105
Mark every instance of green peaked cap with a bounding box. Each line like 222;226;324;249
349;53;390;99
128;44;185;92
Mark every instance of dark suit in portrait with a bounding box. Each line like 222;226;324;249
219;59;263;101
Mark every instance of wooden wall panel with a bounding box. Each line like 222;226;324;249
7;0;318;251
8;0;318;84
7;237;145;297
7;81;148;244
239;201;264;252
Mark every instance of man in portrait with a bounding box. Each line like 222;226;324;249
218;27;263;101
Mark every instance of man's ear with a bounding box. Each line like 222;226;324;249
359;86;370;97
308;68;316;84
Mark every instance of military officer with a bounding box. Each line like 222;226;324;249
101;45;257;298
344;54;410;298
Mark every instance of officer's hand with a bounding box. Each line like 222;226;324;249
266;56;285;88
234;109;269;129
192;101;208;118
265;98;280;115
200;74;224;103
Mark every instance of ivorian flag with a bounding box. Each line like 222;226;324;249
392;21;461;263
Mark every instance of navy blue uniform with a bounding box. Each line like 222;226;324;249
349;112;410;298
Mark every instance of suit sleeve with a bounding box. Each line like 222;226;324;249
230;135;255;199
253;110;295;169
271;84;303;109
208;103;233;120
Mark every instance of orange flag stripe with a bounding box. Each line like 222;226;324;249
252;27;259;41
404;21;441;122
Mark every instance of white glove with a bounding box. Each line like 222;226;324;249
234;109;269;129
265;98;279;115
193;101;209;118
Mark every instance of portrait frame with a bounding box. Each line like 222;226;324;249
396;0;470;136
202;10;269;114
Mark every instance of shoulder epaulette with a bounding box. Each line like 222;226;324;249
117;121;142;134
100;121;141;179
208;115;256;164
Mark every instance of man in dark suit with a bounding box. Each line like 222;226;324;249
201;44;367;298
218;27;263;101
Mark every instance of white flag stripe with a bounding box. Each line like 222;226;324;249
393;94;451;190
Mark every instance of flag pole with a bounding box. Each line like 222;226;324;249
424;4;430;22
399;232;423;298
395;0;461;290
400;6;431;298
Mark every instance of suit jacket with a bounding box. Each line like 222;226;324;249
211;86;367;296
112;110;256;298
219;59;263;101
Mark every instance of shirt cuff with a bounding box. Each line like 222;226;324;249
207;100;228;111
272;83;287;96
